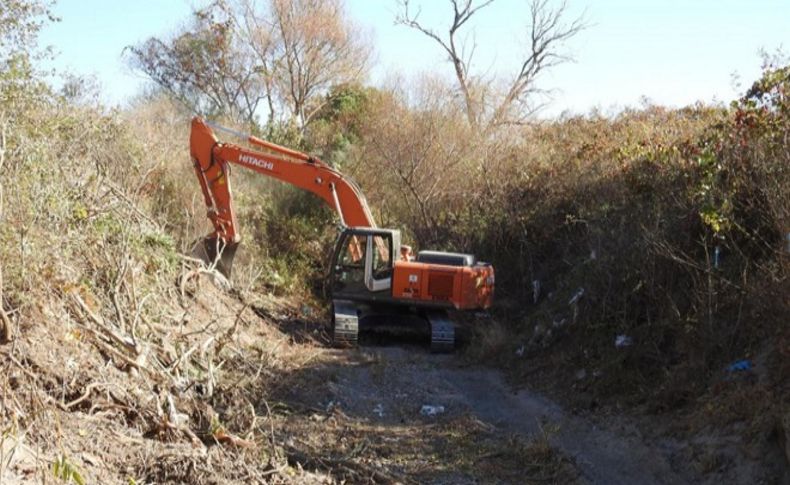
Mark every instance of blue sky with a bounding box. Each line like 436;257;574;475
39;0;789;116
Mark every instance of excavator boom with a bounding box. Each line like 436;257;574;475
190;117;376;237
190;117;376;275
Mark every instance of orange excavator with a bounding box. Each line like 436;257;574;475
189;117;494;351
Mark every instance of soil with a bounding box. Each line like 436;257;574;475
1;278;787;484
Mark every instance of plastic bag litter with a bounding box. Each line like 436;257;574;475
420;405;445;416
727;359;752;372
569;288;585;305
615;335;632;348
372;403;384;417
301;304;313;317
325;400;340;412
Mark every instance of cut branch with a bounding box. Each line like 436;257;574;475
0;265;11;344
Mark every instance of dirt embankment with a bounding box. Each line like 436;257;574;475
1;274;786;484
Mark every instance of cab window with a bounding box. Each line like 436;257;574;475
340;235;366;267
372;234;392;279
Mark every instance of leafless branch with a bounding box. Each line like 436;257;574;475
396;0;495;127
489;0;585;128
397;0;585;130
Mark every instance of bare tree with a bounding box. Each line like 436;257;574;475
230;0;279;125
396;0;584;130
129;0;371;129
353;77;474;244
0;0;55;62
269;0;372;128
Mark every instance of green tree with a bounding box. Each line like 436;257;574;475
126;1;264;124
0;0;54;62
0;0;56;342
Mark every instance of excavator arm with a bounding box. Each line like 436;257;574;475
191;117;376;239
190;117;377;274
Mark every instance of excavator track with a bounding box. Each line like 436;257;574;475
426;310;455;353
332;299;359;347
331;303;455;352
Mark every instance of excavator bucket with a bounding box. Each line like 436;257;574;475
192;236;239;279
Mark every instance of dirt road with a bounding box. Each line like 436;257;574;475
338;349;691;484
272;332;704;484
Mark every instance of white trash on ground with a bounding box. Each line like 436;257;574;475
615;334;633;348
569;288;585;305
420;405;445;416
325;400;340;412
372;403;384;417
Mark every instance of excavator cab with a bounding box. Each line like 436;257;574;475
330;228;401;296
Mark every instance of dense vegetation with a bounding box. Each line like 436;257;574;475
337;61;789;416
